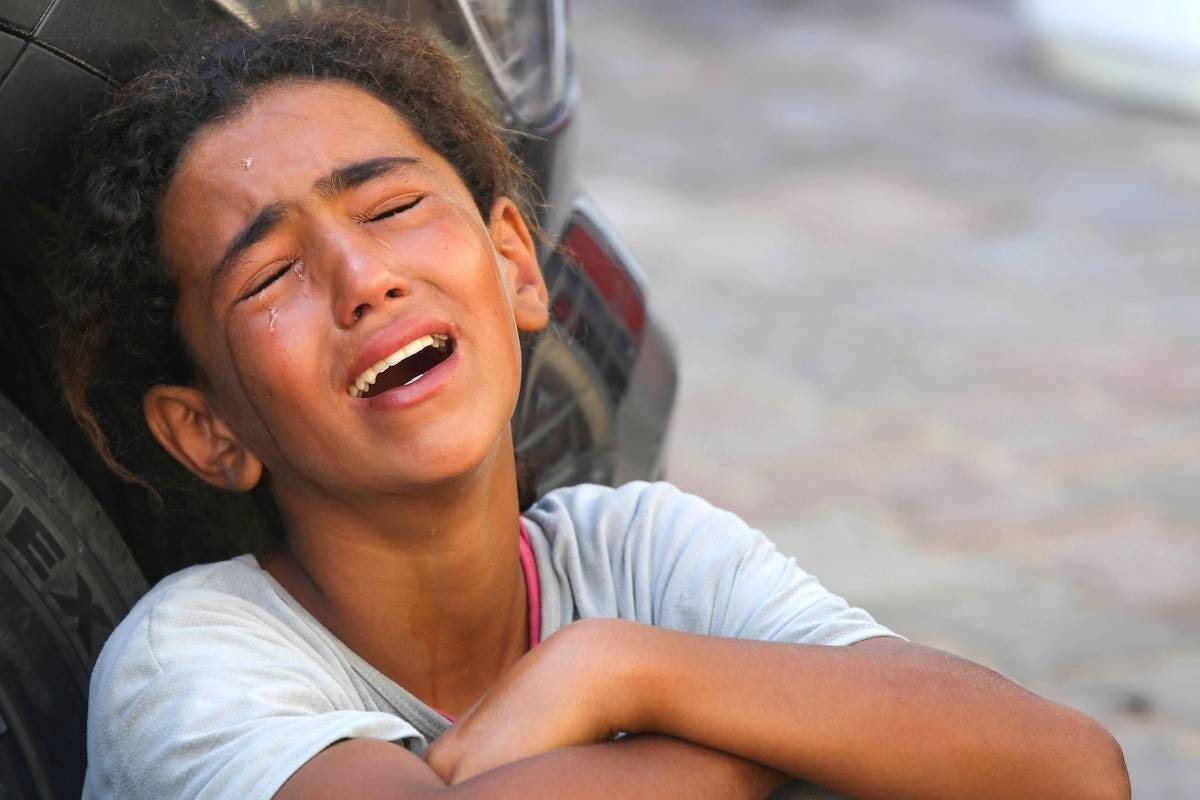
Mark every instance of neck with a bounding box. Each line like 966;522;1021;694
263;432;528;716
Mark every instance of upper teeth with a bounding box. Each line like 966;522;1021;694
349;333;449;397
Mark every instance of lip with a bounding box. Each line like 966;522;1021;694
356;343;459;410
343;314;457;395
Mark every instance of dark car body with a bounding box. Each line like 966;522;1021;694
0;2;676;797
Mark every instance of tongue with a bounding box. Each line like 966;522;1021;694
364;344;450;398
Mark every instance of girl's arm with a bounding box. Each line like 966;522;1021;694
276;733;784;799
426;619;1131;800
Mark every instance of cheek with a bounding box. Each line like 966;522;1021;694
223;290;327;408
410;213;487;274
402;193;491;259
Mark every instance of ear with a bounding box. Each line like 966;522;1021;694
142;384;263;491
488;197;549;333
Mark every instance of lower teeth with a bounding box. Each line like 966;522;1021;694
403;372;426;386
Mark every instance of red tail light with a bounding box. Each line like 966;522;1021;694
561;217;646;339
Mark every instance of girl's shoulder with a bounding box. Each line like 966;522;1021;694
522;480;762;567
525;480;729;537
522;480;899;648
520;480;773;631
88;555;316;712
94;555;284;668
84;555;421;800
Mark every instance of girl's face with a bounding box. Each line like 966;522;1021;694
156;79;547;500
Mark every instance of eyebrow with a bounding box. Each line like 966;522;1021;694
207;155;423;292
314;155;421;198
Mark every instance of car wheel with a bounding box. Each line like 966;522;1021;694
0;392;146;800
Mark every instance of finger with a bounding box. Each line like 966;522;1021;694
443;743;511;784
421;730;461;782
422;690;490;779
425;715;519;784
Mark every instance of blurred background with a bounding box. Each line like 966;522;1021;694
572;1;1200;797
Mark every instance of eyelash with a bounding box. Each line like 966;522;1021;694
359;194;424;224
240;196;425;300
242;260;297;300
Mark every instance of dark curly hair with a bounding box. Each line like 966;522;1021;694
53;8;537;492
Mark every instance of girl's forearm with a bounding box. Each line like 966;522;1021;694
281;734;783;800
444;735;784;800
616;626;1129;800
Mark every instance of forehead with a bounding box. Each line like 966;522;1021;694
159;80;439;281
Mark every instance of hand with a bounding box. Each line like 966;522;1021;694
422;618;643;784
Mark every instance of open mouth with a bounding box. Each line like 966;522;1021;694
348;334;455;399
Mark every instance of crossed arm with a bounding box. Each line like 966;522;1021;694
276;620;1130;800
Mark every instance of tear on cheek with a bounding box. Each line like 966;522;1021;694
268;307;278;332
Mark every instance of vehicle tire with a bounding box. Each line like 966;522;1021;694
0;392;146;800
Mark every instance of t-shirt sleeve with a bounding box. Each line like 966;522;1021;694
530;481;900;646
83;585;420;800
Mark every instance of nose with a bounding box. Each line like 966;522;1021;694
322;224;411;328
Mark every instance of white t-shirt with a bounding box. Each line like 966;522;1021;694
83;481;898;799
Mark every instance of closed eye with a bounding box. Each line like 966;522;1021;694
240;260;296;301
363;195;424;223
235;196;421;301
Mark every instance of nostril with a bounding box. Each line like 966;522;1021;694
385;288;403;299
353;304;366;321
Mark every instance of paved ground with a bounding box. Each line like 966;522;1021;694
573;1;1200;797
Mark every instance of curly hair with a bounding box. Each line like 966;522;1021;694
52;8;536;491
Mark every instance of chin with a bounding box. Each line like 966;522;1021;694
374;420;513;491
